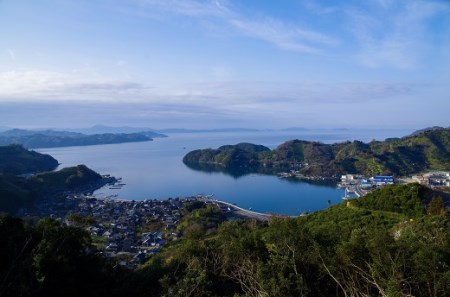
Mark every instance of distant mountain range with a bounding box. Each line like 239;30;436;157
183;126;450;177
157;128;260;133
67;125;167;137
66;125;263;134
0;128;166;149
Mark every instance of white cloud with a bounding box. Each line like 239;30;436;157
0;70;148;102
0;69;419;107
0;69;439;129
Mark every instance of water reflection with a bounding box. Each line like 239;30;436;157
183;160;338;189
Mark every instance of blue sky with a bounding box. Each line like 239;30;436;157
0;0;449;130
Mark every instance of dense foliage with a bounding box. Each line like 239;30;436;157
0;175;35;213
0;145;58;175
183;127;450;177
2;184;449;297
28;164;102;192
0;129;153;148
1;162;102;214
0;216;117;297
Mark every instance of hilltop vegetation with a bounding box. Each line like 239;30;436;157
1;183;449;297
28;164;102;193
183;127;450;177
0;165;102;214
0;145;103;214
0;128;157;149
0;144;58;175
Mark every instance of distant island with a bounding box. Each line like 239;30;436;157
183;126;450;178
0;128;167;149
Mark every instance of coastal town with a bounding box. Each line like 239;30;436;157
18;191;207;269
16;176;263;270
13;169;449;270
279;170;450;198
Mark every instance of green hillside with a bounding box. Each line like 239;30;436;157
0;144;103;214
0;144;58;175
184;143;270;172
0;165;102;214
29;164;102;193
0;175;35;213
184;127;450;177
2;183;448;297
131;184;450;297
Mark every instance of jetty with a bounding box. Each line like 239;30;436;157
199;196;297;221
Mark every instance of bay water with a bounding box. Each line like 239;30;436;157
38;129;412;215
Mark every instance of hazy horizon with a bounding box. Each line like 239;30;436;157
1;0;449;130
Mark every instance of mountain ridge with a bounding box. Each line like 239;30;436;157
183;127;450;177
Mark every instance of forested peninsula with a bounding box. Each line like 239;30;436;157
0;145;105;214
0;128;166;149
183;127;450;177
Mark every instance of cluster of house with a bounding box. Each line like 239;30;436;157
19;194;203;269
339;174;394;188
412;172;450;187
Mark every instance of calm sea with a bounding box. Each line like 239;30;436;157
38;129;412;215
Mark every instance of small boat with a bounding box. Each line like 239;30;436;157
342;188;350;200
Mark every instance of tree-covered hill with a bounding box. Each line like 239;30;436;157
130;183;450;296
0;144;58;175
183;143;271;174
183;127;450;177
0;145;104;214
28;164;102;193
0;165;103;214
1;183;448;297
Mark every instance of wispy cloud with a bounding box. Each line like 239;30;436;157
7;49;16;60
136;0;231;18
112;0;230;22
119;0;338;54
229;18;337;54
347;0;450;68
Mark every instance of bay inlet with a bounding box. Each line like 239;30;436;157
37;129;411;216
